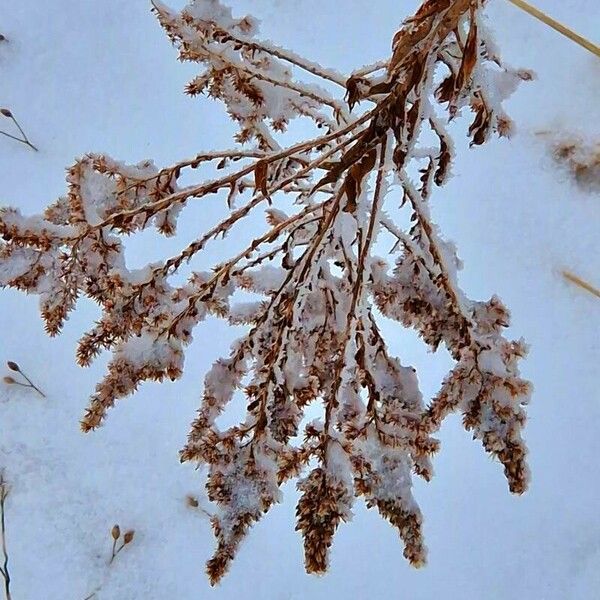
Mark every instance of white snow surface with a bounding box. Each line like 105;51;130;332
1;1;599;598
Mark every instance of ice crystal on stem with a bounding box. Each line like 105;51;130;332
0;0;533;584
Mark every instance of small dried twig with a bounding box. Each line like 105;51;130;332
562;270;600;300
0;472;12;600
185;495;214;520
0;108;38;152
3;362;45;397
108;524;134;565
82;524;136;598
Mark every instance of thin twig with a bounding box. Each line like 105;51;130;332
218;30;348;89
0;473;12;600
0;129;37;152
150;0;349;90
109;536;118;565
84;108;374;237
14;369;46;398
0;110;38;152
5;362;46;397
351;59;389;77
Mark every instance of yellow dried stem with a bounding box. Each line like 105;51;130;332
562;270;600;300
506;0;600;58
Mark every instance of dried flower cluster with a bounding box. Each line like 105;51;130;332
551;135;600;191
0;0;533;584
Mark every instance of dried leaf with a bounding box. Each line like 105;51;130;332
254;159;271;203
345;76;369;112
343;147;377;213
454;13;478;98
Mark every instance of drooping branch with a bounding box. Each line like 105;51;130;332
0;0;533;584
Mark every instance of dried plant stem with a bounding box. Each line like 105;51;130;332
9;367;45;398
87;106;377;234
351;59;388;78
216;31;347;89
0;130;37;152
108;536;128;565
0;112;38;152
152;129;364;280
507;0;600;58
562;270;600;299
17;371;45;397
0;474;12;600
149;0;347;89
109;536;118;565
324;141;389;440
83;524;134;599
108;529;134;565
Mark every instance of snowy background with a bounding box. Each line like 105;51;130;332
1;0;599;598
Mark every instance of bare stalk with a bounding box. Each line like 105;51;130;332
562;270;600;299
507;0;600;58
0;473;12;600
0;109;38;152
4;362;45;398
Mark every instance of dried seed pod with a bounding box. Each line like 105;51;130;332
7;361;20;372
186;495;199;508
123;530;135;544
111;524;121;540
0;108;12;118
3;376;16;385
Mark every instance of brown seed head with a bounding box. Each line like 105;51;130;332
0;108;13;118
186;495;199;508
7;361;20;372
123;530;135;544
111;524;121;540
3;376;16;385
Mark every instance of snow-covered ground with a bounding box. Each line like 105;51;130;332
0;1;598;598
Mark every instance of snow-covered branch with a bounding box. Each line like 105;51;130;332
0;0;533;585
